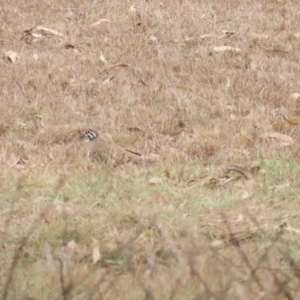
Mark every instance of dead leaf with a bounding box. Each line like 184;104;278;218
127;127;144;133
129;5;136;13
100;52;109;65
213;46;241;53
102;76;115;85
22;30;43;43
66;240;78;254
90;18;111;28
259;132;294;145
92;238;101;264
199;34;214;39
271;182;290;192
164;163;171;179
22;27;34;35
64;44;80;54
158;84;193;91
61;240;80;261
221;30;235;37
282;115;300;126
127;127;150;139
235;214;244;226
22;26;65;43
137;80;147;86
239;189;253;199
35;26;65;38
225;165;253;180
0;124;8;135
5;51;20;63
64;44;76;49
99;64;130;75
264;49;289;58
218;176;234;186
222;30;235;35
282;223;300;234
149;35;158;42
148;177;163;184
250;166;261;176
42;212;50;224
270;25;285;38
125;149;142;156
291;93;300;101
239;132;254;146
168;130;184;141
248;32;269;40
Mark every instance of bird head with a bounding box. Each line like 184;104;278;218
80;129;98;142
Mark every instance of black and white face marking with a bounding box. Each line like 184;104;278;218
81;129;97;141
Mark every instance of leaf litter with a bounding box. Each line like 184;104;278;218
4;51;20;63
22;26;66;43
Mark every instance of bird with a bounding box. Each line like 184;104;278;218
80;129;155;167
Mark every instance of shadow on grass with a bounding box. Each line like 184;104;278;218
1;178;300;300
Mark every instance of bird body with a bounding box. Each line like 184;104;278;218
81;129;155;167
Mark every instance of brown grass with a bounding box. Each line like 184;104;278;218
1;0;300;299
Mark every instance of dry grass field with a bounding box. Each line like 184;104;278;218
1;0;300;299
